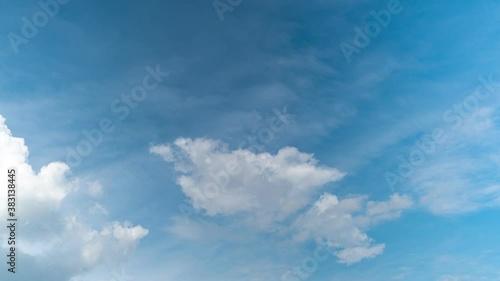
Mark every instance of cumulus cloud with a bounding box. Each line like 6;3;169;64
152;137;413;264
0;115;148;281
293;193;412;264
151;138;345;227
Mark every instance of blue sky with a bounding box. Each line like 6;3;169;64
1;0;500;280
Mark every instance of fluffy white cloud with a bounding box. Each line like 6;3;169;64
151;138;345;227
293;193;412;264
335;244;385;265
0;115;148;281
152;137;413;264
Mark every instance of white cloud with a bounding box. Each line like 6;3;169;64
87;181;104;198
293;193;412;264
152;137;413;264
151;138;345;227
365;193;415;222
89;202;109;216
59;217;148;269
335;244;385;265
0;115;148;281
